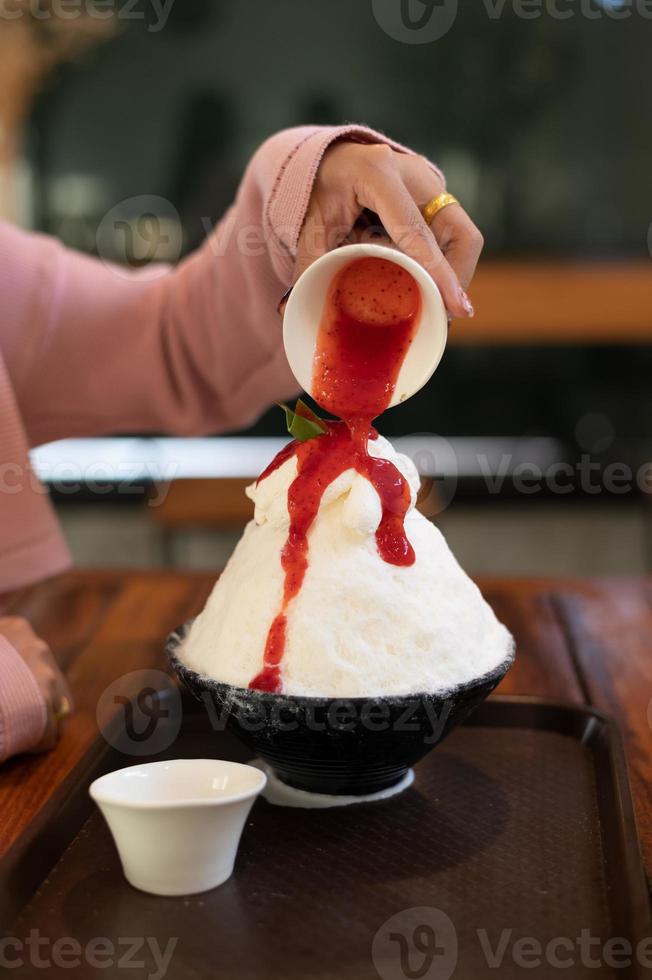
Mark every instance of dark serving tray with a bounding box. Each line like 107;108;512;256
3;696;651;980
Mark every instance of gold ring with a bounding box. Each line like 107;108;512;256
54;695;71;721
421;193;460;225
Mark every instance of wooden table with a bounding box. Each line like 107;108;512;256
1;571;651;898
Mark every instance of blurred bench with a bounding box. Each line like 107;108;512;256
151;478;254;529
150;476;443;536
452;261;652;344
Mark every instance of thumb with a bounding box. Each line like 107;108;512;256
278;214;335;316
293;204;354;283
293;213;330;283
279;214;333;317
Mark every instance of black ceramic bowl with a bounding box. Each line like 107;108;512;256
167;623;514;797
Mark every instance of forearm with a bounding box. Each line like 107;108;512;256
1;125;438;446
0;223;293;445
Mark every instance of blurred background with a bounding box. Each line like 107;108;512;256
3;0;651;574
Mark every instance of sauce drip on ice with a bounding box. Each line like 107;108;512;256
250;257;420;693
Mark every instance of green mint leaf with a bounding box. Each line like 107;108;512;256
277;399;327;442
294;398;328;428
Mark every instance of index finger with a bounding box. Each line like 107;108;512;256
429;203;484;291
359;170;473;319
39;646;74;712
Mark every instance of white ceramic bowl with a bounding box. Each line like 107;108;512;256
283;242;448;408
89;758;266;896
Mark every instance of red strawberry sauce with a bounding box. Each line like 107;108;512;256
250;257;420;693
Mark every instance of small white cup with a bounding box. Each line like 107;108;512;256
90;758;266;896
283;242;448;408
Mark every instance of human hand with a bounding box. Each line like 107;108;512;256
294;140;483;319
0;616;73;752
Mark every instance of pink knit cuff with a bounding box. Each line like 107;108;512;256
0;527;71;594
0;636;48;762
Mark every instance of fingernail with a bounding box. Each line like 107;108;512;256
458;287;474;317
277;285;293;315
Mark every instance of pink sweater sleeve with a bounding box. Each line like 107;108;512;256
0;636;47;762
0;124;439;446
0;124;442;595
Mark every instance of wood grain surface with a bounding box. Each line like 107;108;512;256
1;571;651;887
